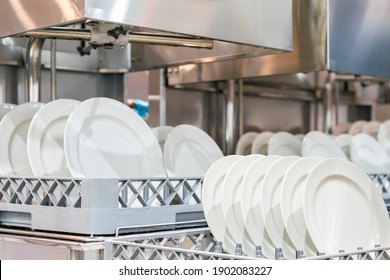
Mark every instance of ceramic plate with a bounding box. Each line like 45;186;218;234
241;155;282;259
332;122;351;136
301;131;347;159
221;154;264;255
202;155;243;255
335;133;353;160
268;131;302;156
348;120;368;135
151;125;173;152
236;132;258;155
0;102;44;176
27;99;81;177
164;124;223;177
261;156;300;259
303;158;390;254
362;121;380;139
350;133;390;173
377;120;390;156
0;103;17;120
64;97;165;178
251;131;274;155
295;134;305;141
280;157;324;257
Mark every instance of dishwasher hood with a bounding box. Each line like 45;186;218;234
161;0;390;84
0;0;293;63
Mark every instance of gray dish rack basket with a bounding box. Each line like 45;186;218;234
0;176;205;235
0;173;389;247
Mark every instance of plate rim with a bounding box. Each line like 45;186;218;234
202;155;243;255
280;156;325;257
302;130;347;159
63;97;165;178
261;155;300;259
267;131;302;156
163;124;223;177
241;154;282;259
0;102;44;176
303;158;390;254
27;99;81;177
220;154;264;255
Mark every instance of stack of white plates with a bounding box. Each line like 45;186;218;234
236;131;302;156
203;155;390;259
0;98;223;179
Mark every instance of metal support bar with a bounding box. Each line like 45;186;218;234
23;28;213;49
238;79;244;138
225;80;236;155
26;38;45;102
323;72;336;134
159;69;167;126
50;39;57;101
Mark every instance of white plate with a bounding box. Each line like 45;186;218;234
362;121;380;139
332;122;351;136
268;131;302;156
235;132;258;155
164;124;223;177
27;99;81;177
350;133;390;173
377;120;390;156
151;125;173;152
202;155;243;255
64;97;165;178
251;131;274;155
221;154;264;255
241;155;282;259
261;156;300;259
301;131;347;159
335;133;353;160
0;103;17;120
280;157;324;257
0;102;44;176
348;120;368;135
303;158;390;255
295;134;305;141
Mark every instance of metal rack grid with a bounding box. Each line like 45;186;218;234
0;177;205;235
104;227;390;260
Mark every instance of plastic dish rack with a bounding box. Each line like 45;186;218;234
0;177;205;235
0;173;388;236
104;227;390;260
369;174;390;213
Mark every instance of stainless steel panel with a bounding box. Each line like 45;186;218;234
87;0;292;49
0;66;19;104
0;233;104;260
0;0;292;51
167;0;326;84
328;0;390;78
131;41;283;70
0;0;85;38
167;0;390;84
